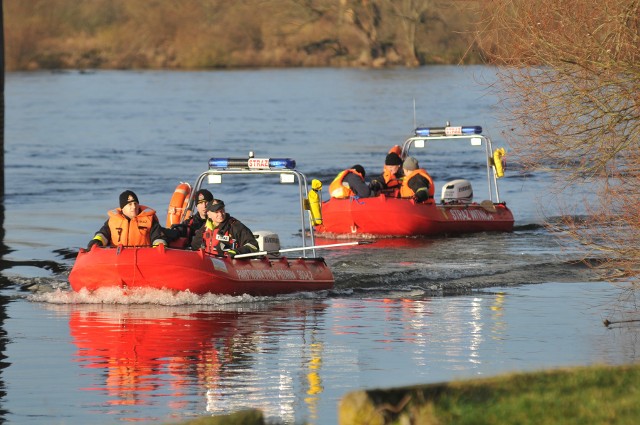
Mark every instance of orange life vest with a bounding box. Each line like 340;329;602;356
382;169;402;189
400;169;435;201
329;169;365;198
107;205;156;246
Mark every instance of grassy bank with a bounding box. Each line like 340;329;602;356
166;364;640;425
339;364;640;425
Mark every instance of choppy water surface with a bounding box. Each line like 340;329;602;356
2;67;639;425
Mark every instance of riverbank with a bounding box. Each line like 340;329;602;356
5;0;482;71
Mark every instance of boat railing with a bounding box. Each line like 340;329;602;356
186;154;318;257
400;124;504;204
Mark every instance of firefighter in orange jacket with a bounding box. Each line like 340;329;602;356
329;165;372;198
399;156;435;203
87;190;168;248
191;199;259;258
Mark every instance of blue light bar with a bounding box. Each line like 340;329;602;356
208;157;296;169
267;158;296;169
209;158;230;168
414;126;482;137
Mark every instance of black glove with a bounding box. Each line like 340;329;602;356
369;180;383;192
87;239;102;250
413;190;429;203
170;223;188;238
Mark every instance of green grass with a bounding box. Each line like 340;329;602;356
163;365;640;424
339;364;640;425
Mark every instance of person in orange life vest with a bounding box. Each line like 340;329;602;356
169;188;213;245
329;164;372;198
399;156;435;203
190;199;259;258
369;151;405;196
87;190;168;249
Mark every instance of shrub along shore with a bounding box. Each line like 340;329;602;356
166;363;640;425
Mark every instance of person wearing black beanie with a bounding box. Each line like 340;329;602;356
385;152;403;166
119;190;139;209
87;190;168;249
169;188;214;246
328;164;372;198
369;150;405;196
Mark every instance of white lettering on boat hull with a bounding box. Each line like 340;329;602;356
448;209;494;221
236;269;313;281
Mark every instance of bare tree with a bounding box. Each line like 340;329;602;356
342;0;384;63
476;0;640;278
382;0;438;66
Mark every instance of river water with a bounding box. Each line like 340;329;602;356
2;67;639;425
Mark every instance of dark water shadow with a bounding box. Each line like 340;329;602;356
1;6;13;420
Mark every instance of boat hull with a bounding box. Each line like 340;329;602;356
69;245;334;296
314;196;514;237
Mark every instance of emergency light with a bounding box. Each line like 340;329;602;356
208;158;296;170
414;126;482;137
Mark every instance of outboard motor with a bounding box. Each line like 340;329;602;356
441;179;473;204
253;231;281;257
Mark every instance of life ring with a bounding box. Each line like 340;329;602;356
166;182;192;227
492;148;506;178
308;179;323;226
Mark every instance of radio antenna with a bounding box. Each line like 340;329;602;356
412;98;417;129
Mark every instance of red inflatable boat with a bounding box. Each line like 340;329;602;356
70;155;336;296
314;124;515;238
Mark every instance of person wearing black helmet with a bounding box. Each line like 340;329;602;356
328;164;372;198
190;199;259;258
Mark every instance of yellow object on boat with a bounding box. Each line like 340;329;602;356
493;148;506;178
309;179;323;226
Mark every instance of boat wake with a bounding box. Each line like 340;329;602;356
26;285;330;306
328;256;597;296
15;253;597;305
322;226;600;295
12;220;601;304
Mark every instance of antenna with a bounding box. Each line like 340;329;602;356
413;98;417;129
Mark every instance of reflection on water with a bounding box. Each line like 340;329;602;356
3;68;640;425
4;281;639;425
65;300;328;423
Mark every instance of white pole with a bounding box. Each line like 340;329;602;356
233;241;373;258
